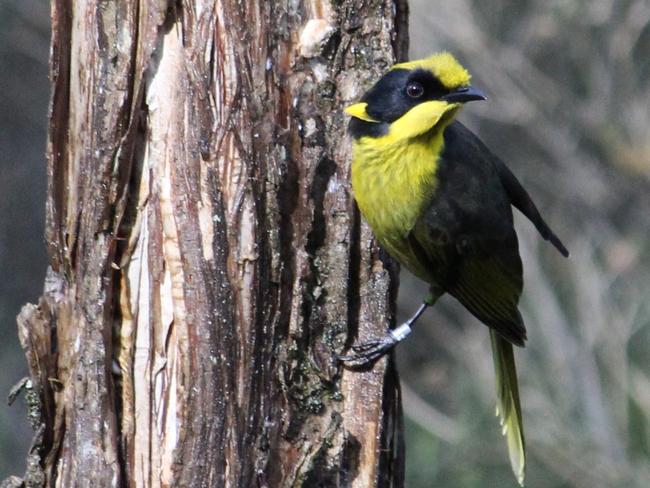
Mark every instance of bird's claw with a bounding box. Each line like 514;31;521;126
338;333;398;368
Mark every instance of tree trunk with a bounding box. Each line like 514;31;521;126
11;1;408;486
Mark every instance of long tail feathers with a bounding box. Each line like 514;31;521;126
490;330;526;486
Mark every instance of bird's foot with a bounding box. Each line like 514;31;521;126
338;323;412;368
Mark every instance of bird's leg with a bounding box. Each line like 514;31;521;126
338;301;430;368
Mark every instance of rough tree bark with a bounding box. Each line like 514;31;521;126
9;1;409;486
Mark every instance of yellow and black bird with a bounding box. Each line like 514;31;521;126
341;52;569;485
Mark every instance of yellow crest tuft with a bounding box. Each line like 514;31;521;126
392;52;472;89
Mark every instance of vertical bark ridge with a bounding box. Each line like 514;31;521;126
13;1;410;486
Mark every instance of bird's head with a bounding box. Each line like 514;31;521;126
345;52;486;142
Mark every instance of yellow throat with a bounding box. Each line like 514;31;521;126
350;103;459;240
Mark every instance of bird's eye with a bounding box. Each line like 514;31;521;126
406;81;424;98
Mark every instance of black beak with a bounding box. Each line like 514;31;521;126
442;86;487;103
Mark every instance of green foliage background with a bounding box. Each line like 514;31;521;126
1;1;649;486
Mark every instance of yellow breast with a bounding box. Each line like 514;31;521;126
351;133;442;240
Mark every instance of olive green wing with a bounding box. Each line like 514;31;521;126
446;239;527;346
407;217;527;346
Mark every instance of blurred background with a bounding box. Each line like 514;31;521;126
0;0;50;478
1;0;649;486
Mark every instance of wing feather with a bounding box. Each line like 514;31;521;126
494;158;569;257
447;245;527;347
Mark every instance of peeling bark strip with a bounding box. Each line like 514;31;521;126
14;1;408;486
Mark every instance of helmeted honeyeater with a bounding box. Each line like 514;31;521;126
341;52;569;486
